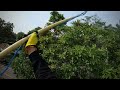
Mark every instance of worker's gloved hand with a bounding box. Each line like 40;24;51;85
25;31;39;55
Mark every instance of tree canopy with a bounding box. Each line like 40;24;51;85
0;18;16;44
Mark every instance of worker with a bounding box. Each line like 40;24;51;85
25;31;57;79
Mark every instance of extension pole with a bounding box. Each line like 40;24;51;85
0;11;87;59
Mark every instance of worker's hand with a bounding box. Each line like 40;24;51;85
25;32;39;55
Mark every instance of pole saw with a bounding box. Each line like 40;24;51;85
0;11;87;59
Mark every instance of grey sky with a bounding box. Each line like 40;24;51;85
0;11;120;34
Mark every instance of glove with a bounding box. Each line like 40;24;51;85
25;32;39;55
25;32;39;48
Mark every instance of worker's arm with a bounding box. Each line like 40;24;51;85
25;32;56;79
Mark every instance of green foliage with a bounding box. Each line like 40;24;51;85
46;11;66;32
16;32;25;40
12;48;35;79
27;27;41;35
38;25;104;79
49;11;65;23
0;18;16;44
38;16;120;79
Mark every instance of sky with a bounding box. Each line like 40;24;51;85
0;11;120;34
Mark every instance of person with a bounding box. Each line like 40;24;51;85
25;32;57;79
